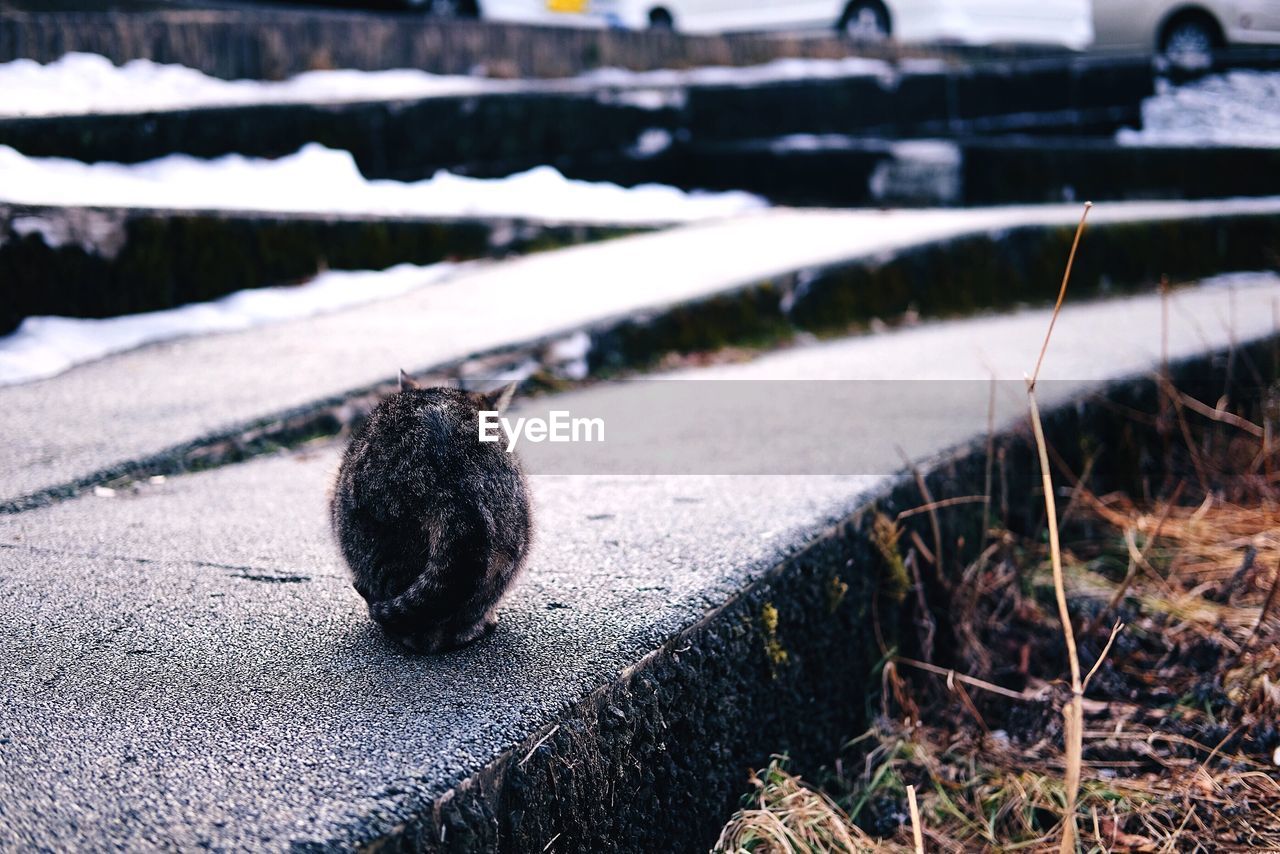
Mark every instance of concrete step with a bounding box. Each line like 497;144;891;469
1;202;642;336
0;55;1154;181
590;137;1280;207
3;198;1279;512
1;275;1275;850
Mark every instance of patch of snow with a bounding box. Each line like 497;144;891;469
770;134;859;153
489;358;542;385
0;143;765;223
630;128;673;158
0;52;510;118
0;52;907;119
11;215;80;248
8;209;130;256
1117;72;1280;148
768;135;943;155
1196;270;1280;289
596;87;685;111
544;331;593;380
0;263;458;386
870;140;962;206
579;57;896;88
898;58;950;75
888;140;962;165
546;330;592;362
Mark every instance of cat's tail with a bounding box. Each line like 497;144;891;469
368;564;448;632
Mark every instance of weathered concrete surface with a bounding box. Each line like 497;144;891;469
0;275;1276;850
3;198;1278;511
0;466;878;851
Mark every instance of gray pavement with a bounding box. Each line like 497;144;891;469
0;461;876;850
1;273;1276;849
5;198;1280;508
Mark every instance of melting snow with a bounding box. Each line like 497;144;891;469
0;52;510;117
1117;71;1280;148
0;52;904;119
0;143;765;223
0;263;457;386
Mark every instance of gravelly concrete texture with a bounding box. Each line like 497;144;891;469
1;274;1276;849
3;198;1280;508
0;466;875;850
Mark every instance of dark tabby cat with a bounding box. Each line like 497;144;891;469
331;373;532;653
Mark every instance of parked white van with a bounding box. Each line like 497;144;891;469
477;0;1094;49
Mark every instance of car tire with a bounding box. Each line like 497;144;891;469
648;7;674;30
839;0;890;41
1159;13;1221;69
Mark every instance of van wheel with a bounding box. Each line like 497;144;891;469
839;0;890;41
1159;11;1222;69
648;7;674;30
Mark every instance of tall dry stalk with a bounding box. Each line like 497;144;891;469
907;784;924;854
1026;202;1092;853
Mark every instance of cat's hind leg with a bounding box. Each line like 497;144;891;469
391;625;446;654
442;608;499;650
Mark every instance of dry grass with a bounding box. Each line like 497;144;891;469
715;760;885;854
1025;201;1092;852
716;483;1280;853
716;207;1280;852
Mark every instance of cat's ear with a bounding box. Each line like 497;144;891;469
478;382;517;414
398;369;420;391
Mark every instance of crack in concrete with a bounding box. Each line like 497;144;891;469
0;540;321;581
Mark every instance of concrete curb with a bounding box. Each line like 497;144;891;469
339;335;1276;852
592;212;1280;364
0;265;1272;849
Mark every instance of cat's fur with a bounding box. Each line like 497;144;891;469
331;373;532;653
